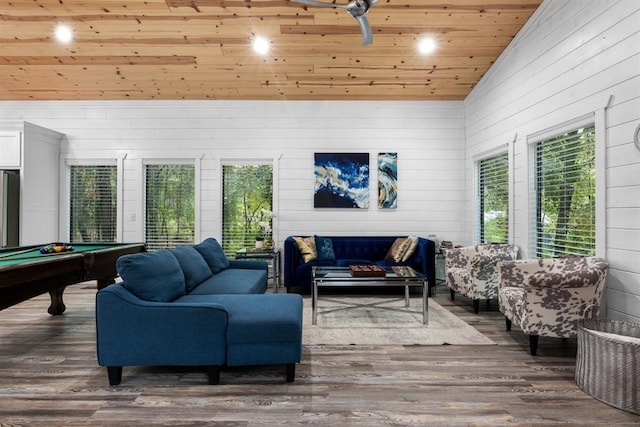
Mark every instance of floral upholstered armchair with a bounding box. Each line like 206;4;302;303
497;256;609;356
444;244;519;313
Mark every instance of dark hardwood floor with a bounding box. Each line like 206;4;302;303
0;282;638;426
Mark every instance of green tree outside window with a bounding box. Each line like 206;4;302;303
479;152;509;244
534;125;595;258
69;165;117;243
145;164;195;250
222;164;273;256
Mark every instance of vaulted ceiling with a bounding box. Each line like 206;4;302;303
0;0;542;101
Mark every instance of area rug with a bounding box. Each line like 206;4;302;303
303;296;495;346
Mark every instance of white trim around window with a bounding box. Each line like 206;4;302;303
526;113;603;258
473;143;511;245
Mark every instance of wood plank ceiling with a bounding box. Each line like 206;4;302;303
0;0;542;101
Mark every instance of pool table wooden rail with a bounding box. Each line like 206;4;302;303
0;243;146;315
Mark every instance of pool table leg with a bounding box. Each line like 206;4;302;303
47;287;66;315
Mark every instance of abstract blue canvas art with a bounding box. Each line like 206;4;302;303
314;152;369;208
378;152;398;209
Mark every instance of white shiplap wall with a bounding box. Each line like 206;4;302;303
0;100;466;251
464;0;640;322
0;0;638;322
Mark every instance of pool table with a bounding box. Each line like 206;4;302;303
0;242;146;315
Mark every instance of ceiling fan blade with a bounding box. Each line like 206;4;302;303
292;0;349;9
356;15;373;45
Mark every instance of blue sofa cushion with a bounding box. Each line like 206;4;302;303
116;250;185;302
169;246;213;292
296;260;336;279
175;294;302;345
189;268;268;295
174;293;303;366
315;235;336;261
376;259;409;268
194;238;230;274
336;259;374;267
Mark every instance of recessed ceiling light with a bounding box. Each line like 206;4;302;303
55;24;73;43
418;37;436;55
253;36;270;55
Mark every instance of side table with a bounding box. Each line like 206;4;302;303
235;247;281;292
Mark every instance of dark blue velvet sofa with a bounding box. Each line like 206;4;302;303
284;236;436;294
96;238;303;385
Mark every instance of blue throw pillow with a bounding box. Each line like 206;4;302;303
169;246;213;292
194;238;230;274
117;250;186;302
315;235;336;261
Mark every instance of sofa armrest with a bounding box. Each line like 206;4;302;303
284;237;302;287
227;259;268;271
415;237;436;291
96;284;228;367
497;260;524;289
525;269;607;290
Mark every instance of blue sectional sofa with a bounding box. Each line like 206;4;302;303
284;235;436;294
96;238;303;385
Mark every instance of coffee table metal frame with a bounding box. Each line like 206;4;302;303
311;266;428;325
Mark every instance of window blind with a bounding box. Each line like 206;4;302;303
145;164;195;250
531;125;596;258
222;164;273;257
69;165;117;243
478;152;509;244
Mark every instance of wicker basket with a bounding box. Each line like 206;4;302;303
576;318;640;415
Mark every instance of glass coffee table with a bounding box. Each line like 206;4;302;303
311;266;428;325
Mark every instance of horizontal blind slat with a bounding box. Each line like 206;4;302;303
69;165;117;243
145;164;195;250
532;124;595;257
478;152;509;244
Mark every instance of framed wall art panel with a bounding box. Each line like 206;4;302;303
314;152;369;208
378;152;397;209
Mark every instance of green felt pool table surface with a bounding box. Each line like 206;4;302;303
0;242;146;314
0;243;125;267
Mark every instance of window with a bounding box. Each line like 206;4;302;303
222;163;273;257
531;125;596;258
69;165;117;242
145;163;195;250
478;152;509;244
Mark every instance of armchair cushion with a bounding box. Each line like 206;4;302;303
116;250;186;302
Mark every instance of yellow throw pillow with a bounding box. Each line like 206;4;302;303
385;237;411;263
401;236;419;262
293;236;317;263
